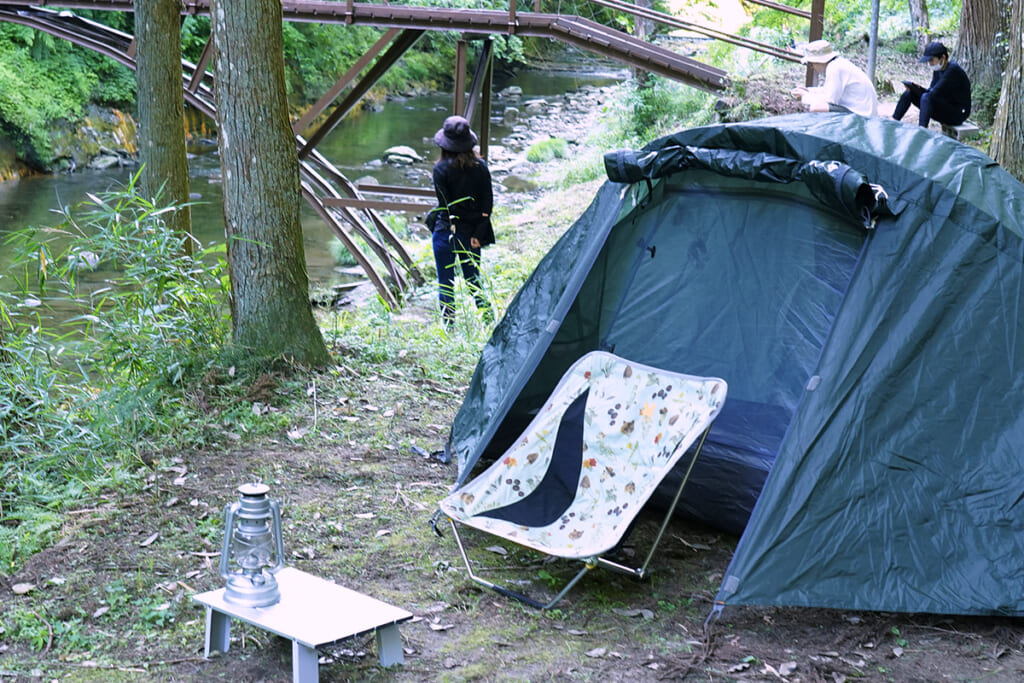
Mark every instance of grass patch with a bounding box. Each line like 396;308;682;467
526;137;569;163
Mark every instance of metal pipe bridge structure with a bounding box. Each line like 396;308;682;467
0;0;817;308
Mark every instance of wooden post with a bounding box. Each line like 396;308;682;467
454;39;467;115
805;0;826;86
480;42;493;160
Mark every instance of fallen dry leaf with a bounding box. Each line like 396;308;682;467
286;428;309;441
585;647;606;658
12;583;34;595
140;532;159;547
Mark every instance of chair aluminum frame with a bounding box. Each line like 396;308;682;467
445;425;713;610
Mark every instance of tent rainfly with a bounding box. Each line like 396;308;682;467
442;113;1024;617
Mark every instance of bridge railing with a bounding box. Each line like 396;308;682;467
334;0;810;63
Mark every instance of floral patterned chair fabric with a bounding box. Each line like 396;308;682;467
440;351;727;560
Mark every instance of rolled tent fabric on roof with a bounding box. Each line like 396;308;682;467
445;113;1024;616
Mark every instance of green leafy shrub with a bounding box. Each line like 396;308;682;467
0;174;233;569
0;27;90;166
601;76;715;146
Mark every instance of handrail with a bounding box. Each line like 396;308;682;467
586;0;802;63
741;0;811;20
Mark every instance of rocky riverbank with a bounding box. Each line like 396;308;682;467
0;106;140;180
0;77;618;186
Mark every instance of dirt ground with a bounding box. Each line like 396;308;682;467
2;49;1017;683
6;423;1024;683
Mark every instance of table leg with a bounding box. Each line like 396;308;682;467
293;640;320;683
376;624;404;667
205;607;232;657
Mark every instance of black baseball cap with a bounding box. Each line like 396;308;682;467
918;41;948;62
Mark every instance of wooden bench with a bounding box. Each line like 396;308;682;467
941;121;980;141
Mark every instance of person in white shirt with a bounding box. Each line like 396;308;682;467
790;40;878;117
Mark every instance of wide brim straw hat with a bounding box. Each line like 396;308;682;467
800;39;838;64
434;115;478;152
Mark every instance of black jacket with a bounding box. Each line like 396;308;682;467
929;61;971;119
432;157;495;246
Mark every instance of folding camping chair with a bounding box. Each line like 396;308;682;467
438;351;727;609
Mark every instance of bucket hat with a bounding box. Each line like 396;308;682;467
800;40;838;64
434;115;478;152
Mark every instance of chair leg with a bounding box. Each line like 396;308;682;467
599;425;713;580
448;519;594;610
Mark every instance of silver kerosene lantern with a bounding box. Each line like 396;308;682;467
219;483;285;608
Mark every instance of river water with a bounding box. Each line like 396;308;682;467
0;69;623;297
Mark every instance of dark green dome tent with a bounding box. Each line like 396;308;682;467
444;113;1024;616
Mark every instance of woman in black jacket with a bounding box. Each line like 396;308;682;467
430;115;495;327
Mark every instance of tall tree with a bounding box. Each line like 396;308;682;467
990;0;1024;180
134;0;193;253
909;0;931;50
958;0;1007;123
209;0;331;365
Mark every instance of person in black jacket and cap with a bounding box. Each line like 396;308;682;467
893;41;971;128
429;115;495;328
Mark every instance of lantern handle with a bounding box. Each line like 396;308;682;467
268;499;286;574
219;501;239;580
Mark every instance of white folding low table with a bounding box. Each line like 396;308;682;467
193;567;413;682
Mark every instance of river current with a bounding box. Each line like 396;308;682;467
0;69;623;296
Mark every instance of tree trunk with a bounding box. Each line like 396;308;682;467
631;0;652;85
958;0;1007;124
990;0;1024;180
134;0;193;254
908;0;931;50
209;0;331;366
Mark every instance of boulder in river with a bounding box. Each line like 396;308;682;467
523;99;549;116
500;174;539;193
383;145;423;166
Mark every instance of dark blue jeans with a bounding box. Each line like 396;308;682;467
432;229;491;324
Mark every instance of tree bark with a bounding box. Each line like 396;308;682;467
908;0;931;51
631;0;652;85
135;0;193;254
958;0;1007;124
990;0;1024;180
209;0;331;366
